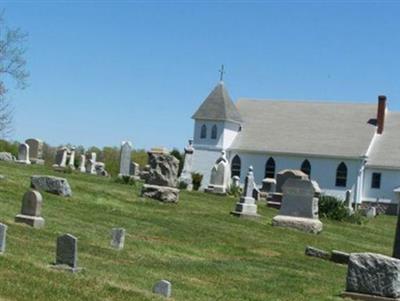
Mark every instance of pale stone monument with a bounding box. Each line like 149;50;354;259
52;234;82;272
119;141;132;177
261;178;276;193
25;138;44;164
231;176;240;189
54;147;68;167
272;178;322;234
342;253;400;300
16;143;31;164
141;151;180;203
68;147;76;169
153;280;172;298
15;190;45;228
110;228;125;250
179;139;194;189
0;223;7;254
31;175;72;197
205;151;231;194
79;155;86;173
130;162;140;178
86;152;97;174
231;166;259;218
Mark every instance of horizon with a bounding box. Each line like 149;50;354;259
1;1;399;150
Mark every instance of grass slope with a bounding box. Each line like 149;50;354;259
0;162;396;301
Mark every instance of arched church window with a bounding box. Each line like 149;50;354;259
336;162;347;187
200;124;207;139
231;155;241;178
301;159;311;177
265;157;275;178
211;125;217;139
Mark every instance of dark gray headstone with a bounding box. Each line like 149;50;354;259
56;234;78;269
111;228;125;250
0;223;7;254
153;279;171;298
21;190;42;216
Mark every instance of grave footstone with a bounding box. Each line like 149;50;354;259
110;228;125;250
119;141;132;177
15;190;45;228
272;178;323;234
231;166;259;218
53;234;82;272
0;223;7;254
153;280;172;298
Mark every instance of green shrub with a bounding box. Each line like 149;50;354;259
191;172;203;191
344;211;368;225
319;195;349;221
179;181;188;190
171;149;184;176
0;139;19;156
228;185;242;197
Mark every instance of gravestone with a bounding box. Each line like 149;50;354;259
79;154;86;173
342;253;400;300
0;152;14;161
110;228;125;250
205;151;231;194
153;280;172;298
231;176;240;189
53;234;81;272
25;138;44;164
231;166;259;218
55;147;68;167
130;162;140;178
15;190;45;228
272;178;322;234
119;141;132;177
86;152;97;174
0;223;7;254
179;139;194;189
17;143;30;164
68;147;76;169
261;178;276;193
141;151;180;203
31;175;72;197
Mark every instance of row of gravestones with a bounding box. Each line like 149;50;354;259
16;138;44;165
0;174;173;298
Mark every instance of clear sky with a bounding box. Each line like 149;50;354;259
1;1;400;150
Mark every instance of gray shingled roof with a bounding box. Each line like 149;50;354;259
367;111;400;168
229;99;378;158
192;82;243;123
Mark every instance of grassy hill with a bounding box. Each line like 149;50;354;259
0;161;396;301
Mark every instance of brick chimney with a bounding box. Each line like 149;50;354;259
377;95;387;134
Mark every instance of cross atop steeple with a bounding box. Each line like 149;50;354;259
219;64;225;82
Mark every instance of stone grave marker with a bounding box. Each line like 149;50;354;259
231;166;259;218
205;151;230;194
53;234;82;272
17;143;30;164
119;141;132;177
15;190;45;228
179;139;194;189
25;138;44;164
0;223;7;254
110;228;125;250
153;280;172;298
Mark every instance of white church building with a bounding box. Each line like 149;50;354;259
189;81;400;212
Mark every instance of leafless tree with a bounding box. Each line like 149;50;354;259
0;11;29;137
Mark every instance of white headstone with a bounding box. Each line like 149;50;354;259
79;155;86;173
231;176;240;188
55;147;68;167
25;138;43;160
0;223;7;254
179;139;194;187
231;166;259;217
17;143;31;164
68;148;76;169
206;151;230;194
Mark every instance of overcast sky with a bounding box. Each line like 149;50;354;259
1;1;400;150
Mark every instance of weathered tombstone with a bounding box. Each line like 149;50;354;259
110;228;125;250
54;147;68;167
85;152;97;174
267;169;309;209
53;234;82;272
205;151;231;194
17;143;31;164
231;176;240;189
0;223;7;254
119;141;132;177
141;151;180;203
68;147;76;169
179;139;194;189
25;138;44;164
31;175;72;197
130;162;140;178
231;166;259;218
79;154;86;173
261;178;276;193
0;152;14;161
272;178;323;234
15;190;45;228
342;253;400;300
153;280;172;298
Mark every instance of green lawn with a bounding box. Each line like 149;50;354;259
0;161;396;301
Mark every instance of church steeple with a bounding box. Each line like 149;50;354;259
191;82;243;124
